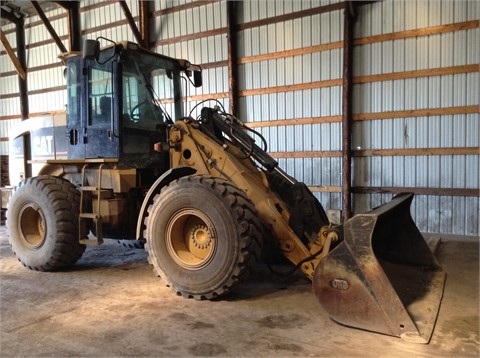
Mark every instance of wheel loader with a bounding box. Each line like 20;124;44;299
7;39;446;343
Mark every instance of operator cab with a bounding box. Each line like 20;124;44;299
65;39;202;171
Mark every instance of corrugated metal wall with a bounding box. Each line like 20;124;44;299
237;0;344;212
0;20;21;155
352;0;479;236
0;0;478;236
152;0;229;114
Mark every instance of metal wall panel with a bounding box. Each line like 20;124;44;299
0;7;69;149
152;0;227;119
28;90;66;114
237;0;344;216
352;0;479;236
0;28;20;118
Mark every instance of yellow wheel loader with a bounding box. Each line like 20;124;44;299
7;39;445;343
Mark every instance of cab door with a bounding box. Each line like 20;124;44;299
66;57;84;159
84;62;119;159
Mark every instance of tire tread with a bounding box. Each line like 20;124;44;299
145;174;262;300
7;176;85;271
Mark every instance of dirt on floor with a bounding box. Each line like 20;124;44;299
0;226;478;357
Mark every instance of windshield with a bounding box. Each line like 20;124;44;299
121;51;183;128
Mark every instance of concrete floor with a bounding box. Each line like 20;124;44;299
0;226;478;357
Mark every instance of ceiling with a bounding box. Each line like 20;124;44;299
1;0;59;25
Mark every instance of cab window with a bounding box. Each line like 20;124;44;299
88;67;113;125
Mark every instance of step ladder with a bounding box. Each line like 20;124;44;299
79;163;109;245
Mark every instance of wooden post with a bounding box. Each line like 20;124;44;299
68;2;81;52
17;17;29;120
56;1;81;52
226;1;239;117
341;1;356;221
139;0;151;49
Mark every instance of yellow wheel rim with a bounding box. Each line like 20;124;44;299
166;208;216;270
19;203;46;249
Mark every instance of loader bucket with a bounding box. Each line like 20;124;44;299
313;193;446;343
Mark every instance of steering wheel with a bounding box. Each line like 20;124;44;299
130;101;147;121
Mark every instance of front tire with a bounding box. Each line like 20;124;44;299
7;176;86;271
145;175;262;299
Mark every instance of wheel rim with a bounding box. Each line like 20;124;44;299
166;208;216;270
18;203;46;249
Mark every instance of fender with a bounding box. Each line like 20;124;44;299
135;166;197;240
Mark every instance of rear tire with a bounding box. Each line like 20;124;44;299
145;175;262;299
7;176;86;271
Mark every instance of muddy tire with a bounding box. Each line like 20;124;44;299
145;175;262;299
7;176;86;271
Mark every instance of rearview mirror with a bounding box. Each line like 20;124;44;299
193;70;202;87
82;39;100;61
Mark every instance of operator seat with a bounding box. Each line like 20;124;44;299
99;96;111;122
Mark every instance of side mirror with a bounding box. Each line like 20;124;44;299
193;70;202;88
82;39;100;61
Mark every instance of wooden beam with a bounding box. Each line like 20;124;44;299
226;1;239;116
82;20;131;36
238;42;343;65
353;105;479;121
31;1;67;54
341;1;357;221
268;151;342;158
139;0;151;49
237;2;344;31
153;28;225;46
0;29;26;80
67;2;81;52
54;1;81;51
355;20;479;46
152;0;218;16
246;116;342;128
354;64;479;84
18;17;29;119
353;147;480;157
239;79;342;96
352;187;480;197
118;1;145;47
309;186;342;193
